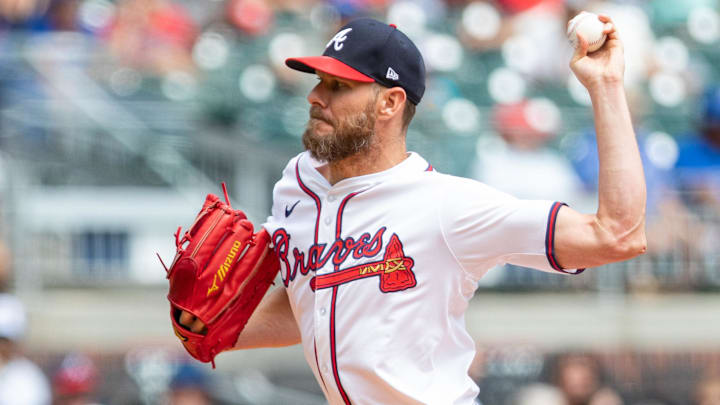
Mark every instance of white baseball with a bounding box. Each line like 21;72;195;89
567;11;607;53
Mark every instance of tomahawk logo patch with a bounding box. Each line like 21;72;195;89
326;28;353;51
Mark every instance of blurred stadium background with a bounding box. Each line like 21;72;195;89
1;0;720;403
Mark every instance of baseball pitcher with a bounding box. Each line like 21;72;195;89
167;16;645;405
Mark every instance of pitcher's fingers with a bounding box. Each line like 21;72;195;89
602;22;614;35
179;311;196;328
598;15;620;39
572;32;589;63
190;318;207;334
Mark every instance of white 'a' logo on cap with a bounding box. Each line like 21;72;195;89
326;28;352;51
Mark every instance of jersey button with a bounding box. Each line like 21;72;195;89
319;307;326;316
327;195;336;202
324;216;332;225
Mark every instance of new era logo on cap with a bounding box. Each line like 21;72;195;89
285;18;426;105
386;67;399;81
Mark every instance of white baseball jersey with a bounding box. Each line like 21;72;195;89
263;151;581;405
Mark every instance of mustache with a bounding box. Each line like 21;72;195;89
309;106;333;125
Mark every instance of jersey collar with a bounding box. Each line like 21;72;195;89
300;151;429;194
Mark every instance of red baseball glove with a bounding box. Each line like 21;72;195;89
159;184;279;367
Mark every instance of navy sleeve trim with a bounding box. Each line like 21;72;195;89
545;202;585;275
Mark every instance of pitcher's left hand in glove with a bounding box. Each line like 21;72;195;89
159;183;280;367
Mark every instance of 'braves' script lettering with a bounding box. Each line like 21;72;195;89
272;227;386;287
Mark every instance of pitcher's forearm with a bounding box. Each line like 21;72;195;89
232;287;301;350
589;81;646;236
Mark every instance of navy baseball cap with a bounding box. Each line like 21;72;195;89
286;18;426;105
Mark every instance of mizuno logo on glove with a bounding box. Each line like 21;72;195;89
207;240;243;296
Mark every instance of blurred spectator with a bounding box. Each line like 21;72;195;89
0;0;45;25
40;0;79;31
0;0;80;31
51;353;101;405
632;400;670;405
512;383;568;405
666;85;720;285
555;354;601;405
590;387;623;405
695;372;720;405
165;362;211;405
270;0;323;15
471;99;588;205
457;1;510;50
674;85;720;206
0;293;51;405
226;0;273;36
328;0;390;20
505;0;569;81
553;354;623;405
459;0;569;82
497;0;552;14
107;0;197;75
648;0;716;31
0;242;10;293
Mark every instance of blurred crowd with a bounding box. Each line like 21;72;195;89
2;0;720;277
2;268;719;405
0;247;212;404
1;253;720;405
492;351;720;405
1;2;720;199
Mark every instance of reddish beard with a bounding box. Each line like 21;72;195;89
302;102;376;163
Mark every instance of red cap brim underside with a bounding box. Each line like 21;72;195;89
286;56;374;83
